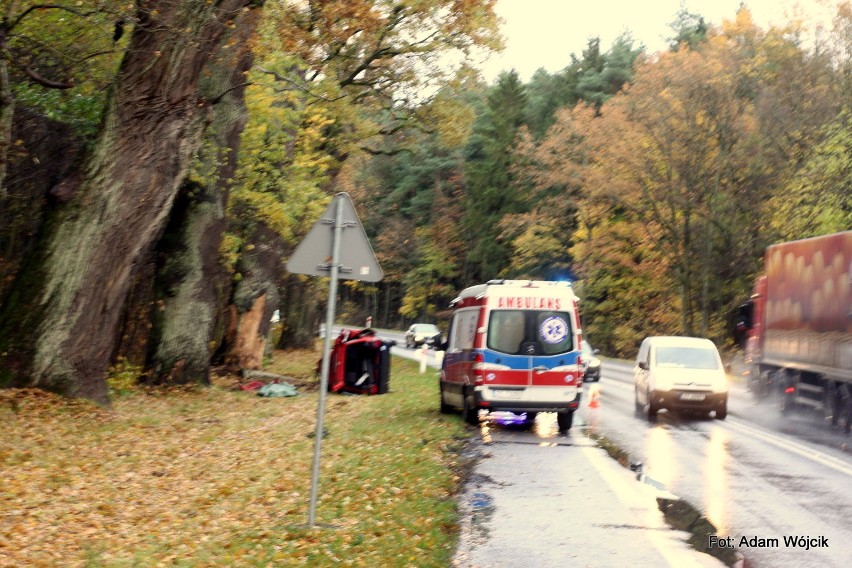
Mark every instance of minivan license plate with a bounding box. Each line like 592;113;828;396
680;392;705;401
491;389;522;400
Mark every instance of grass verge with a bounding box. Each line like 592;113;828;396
0;350;473;567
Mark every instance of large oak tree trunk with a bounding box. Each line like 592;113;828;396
0;1;260;403
0;107;82;303
146;12;259;384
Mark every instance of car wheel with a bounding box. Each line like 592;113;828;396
715;400;727;420
462;389;479;426
557;411;574;432
439;382;452;414
634;388;643;414
646;389;658;422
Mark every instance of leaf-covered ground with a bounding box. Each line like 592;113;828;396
0;350;473;567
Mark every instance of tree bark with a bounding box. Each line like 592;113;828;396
146;10;259;384
225;292;268;371
223;235;283;370
0;0;20;198
0;56;12;199
0;107;82;303
0;1;260;403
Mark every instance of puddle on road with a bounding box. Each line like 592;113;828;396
459;475;497;545
477;411;582;447
585;427;744;567
469;490;495;534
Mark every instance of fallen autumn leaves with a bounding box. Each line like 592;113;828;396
0;349;472;567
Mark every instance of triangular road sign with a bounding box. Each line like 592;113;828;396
286;192;383;282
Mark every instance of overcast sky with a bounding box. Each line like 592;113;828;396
478;0;843;81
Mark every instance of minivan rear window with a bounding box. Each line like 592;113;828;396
487;310;574;355
654;346;719;369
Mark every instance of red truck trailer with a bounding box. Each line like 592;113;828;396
737;231;852;430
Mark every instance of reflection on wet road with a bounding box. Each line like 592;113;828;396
703;429;729;536
587;362;851;567
471;361;852;568
645;426;678;491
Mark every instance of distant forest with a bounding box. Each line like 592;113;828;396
1;1;849;402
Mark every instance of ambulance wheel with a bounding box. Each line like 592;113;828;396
439;383;452;414
462;389;479;426
557;411;573;432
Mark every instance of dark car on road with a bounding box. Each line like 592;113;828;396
581;340;601;382
405;323;442;349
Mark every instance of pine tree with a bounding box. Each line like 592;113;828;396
462;71;528;282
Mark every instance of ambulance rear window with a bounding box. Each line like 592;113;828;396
487;310;574;355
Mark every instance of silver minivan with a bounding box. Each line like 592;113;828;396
633;336;728;421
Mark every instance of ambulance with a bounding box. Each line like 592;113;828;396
438;280;585;431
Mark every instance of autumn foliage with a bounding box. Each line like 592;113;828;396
0;351;470;567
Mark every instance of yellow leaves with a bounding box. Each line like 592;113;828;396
2;346;465;565
423;93;475;148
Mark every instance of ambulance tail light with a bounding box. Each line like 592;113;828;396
471;358;509;385
473;353;484;385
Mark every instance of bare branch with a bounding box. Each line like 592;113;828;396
20;64;72;88
256;66;347;103
210;81;254;105
360;145;412;156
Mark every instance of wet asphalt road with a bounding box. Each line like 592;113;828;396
345;328;852;566
451;360;852;568
575;361;852;568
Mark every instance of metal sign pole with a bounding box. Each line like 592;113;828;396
307;195;344;527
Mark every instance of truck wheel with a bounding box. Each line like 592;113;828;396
825;382;839;425
839;384;852;434
462;389;479;426
777;371;795;415
439;382;452;414
557;411;574;432
749;366;765;402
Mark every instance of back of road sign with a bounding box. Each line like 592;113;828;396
286;193;383;282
